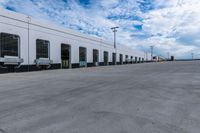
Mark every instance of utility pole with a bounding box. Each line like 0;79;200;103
111;27;119;65
150;45;154;61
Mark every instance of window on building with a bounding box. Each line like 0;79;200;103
0;33;19;57
36;39;49;59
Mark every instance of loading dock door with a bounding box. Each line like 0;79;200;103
0;33;21;72
93;49;99;66
135;57;138;63
120;54;123;65
125;55;129;64
112;53;116;65
131;56;133;64
79;47;87;67
61;44;70;69
104;51;108;65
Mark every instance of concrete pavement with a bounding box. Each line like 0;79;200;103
0;61;200;133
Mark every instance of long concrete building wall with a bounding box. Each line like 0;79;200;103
0;8;148;73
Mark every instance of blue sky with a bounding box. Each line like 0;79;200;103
0;0;200;59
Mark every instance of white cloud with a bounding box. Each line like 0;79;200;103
141;0;200;58
0;0;200;58
0;0;6;7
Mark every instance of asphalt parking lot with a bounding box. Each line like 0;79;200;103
0;61;200;133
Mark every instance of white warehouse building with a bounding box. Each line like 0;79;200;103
0;8;148;73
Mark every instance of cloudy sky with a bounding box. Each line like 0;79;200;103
0;0;200;59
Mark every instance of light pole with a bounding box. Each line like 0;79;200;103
111;27;119;49
111;26;119;65
150;45;154;61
